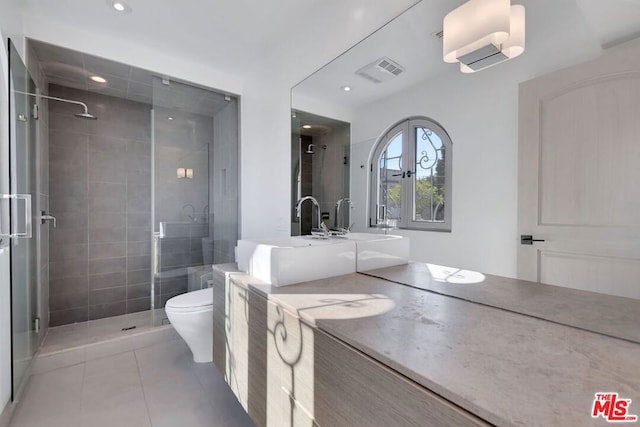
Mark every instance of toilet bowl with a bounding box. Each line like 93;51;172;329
165;287;213;363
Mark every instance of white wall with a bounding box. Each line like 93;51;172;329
239;74;292;238
349;17;604;278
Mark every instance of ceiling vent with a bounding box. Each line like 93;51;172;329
355;57;405;83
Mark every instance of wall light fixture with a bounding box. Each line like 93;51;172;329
177;168;193;179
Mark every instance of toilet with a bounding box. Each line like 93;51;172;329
165;287;213;363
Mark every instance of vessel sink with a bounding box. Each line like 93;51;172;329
339;232;409;272
236;236;357;287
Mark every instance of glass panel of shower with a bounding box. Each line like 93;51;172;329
151;78;238;325
6;40;39;398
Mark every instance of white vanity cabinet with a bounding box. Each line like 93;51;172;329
211;271;487;427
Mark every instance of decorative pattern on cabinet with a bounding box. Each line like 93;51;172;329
211;271;487;427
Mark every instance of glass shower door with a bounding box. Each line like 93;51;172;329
5;40;39;398
150;77;238;325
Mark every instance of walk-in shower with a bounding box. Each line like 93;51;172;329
19;40;240;355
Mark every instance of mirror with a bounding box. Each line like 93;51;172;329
291;0;640;342
290;0;444;235
291;0;449;116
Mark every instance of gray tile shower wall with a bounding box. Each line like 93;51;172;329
48;84;152;326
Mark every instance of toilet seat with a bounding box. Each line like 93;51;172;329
165;287;213;313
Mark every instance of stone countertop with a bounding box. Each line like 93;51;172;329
235;272;640;427
363;261;640;343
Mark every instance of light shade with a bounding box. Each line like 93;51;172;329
443;0;525;73
502;5;525;59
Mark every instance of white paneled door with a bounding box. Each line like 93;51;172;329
518;41;640;300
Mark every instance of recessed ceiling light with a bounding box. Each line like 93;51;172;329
341;85;352;92
302;125;312;129
109;1;131;12
167;116;174;121
90;75;107;83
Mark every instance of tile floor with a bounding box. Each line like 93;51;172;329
9;338;254;427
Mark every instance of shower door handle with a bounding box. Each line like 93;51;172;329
0;194;33;239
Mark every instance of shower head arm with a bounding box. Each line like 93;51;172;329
13;90;91;114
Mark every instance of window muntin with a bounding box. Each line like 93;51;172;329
370;117;452;231
377;130;403;225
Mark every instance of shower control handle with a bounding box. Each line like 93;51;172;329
40;212;56;228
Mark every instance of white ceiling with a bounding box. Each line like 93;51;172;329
292;0;640;112
21;0;640;118
22;0;421;119
22;0;419;78
577;0;640;48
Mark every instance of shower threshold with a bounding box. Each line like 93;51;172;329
40;308;167;355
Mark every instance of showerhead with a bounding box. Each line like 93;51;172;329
74;112;98;120
14;91;99;120
305;143;326;154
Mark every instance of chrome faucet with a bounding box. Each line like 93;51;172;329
335;198;353;230
295;196;321;230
